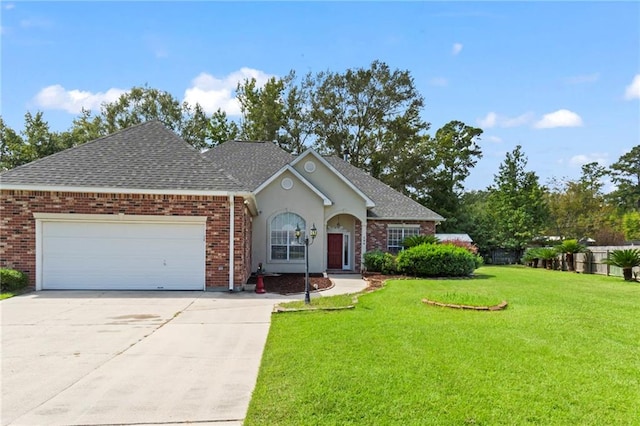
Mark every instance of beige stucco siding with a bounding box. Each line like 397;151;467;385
253;170;326;274
293;153;368;223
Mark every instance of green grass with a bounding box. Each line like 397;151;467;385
424;289;503;307
0;292;16;300
245;266;640;425
278;294;355;310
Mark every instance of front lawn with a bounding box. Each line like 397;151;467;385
245;266;640;425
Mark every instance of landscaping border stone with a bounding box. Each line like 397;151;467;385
422;299;508;311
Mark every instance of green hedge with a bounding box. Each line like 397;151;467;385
1;268;29;292
396;243;480;277
363;250;397;274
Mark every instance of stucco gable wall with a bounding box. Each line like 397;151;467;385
292;153;367;223
253;170;325;274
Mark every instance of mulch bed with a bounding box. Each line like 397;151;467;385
246;273;332;294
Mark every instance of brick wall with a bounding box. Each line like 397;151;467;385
354;218;362;272
366;220;436;253
0;190;251;289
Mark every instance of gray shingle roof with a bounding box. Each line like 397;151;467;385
202;141;294;191
0;121;246;192
324;156;445;221
206;141;444;221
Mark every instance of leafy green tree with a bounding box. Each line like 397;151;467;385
422;121;483;232
0;117;30;170
279;71;313;155
237;76;286;143
608;145;640;211
309;60;429;175
622;211;640;240
457;190;497;256
487;145;548;251
545;162;615;240
208;108;239;147
103;86;184;134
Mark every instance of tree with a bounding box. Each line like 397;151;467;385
609;145;640;212
622;211;640;240
487;145;548;251
457;190;497;256
237;76;286;143
309;60;429;175
421;121;483;232
207;109;239;147
279;71;313;155
545;162;614;240
0;117;30;170
103;86;184;134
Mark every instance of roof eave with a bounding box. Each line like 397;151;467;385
0;184;236;197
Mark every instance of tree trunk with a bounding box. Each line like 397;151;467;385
566;253;575;272
623;268;633;281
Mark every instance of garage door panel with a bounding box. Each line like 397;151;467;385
41;221;206;290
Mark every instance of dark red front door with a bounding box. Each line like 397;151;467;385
327;233;343;269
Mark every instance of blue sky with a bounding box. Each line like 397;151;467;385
1;1;638;191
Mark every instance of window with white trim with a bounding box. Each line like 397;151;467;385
270;212;305;261
387;225;420;254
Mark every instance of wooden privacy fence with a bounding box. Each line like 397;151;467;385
574;246;640;278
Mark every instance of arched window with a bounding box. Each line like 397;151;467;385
270;212;306;261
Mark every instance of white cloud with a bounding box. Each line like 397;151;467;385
565;73;599;84
569;153;609;167
624;74;640;100
477;111;534;128
3;3;15;10
183;68;274;116
33;85;127;114
20;18;52;29
534;109;583;129
452;43;463;56
478;112;497;128
429;77;448;87
486;135;503;143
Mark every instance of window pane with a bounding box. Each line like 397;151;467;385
290;246;305;259
270;212;306;261
271;245;288;260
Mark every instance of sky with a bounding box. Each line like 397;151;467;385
1;1;639;192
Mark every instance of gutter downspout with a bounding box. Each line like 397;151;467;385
229;194;235;291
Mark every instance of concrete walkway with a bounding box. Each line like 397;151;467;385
1;275;366;426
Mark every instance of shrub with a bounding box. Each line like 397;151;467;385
396;243;480;277
0;268;29;292
556;239;586;272
538;247;558;269
522;247;542;267
402;234;439;249
363;250;398;274
441;239;479;255
603;249;640;281
381;252;398;275
363;250;386;273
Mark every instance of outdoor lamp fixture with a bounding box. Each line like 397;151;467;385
295;223;318;304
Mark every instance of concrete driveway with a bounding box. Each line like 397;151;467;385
1;290;294;426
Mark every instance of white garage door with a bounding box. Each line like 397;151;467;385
41;220;206;290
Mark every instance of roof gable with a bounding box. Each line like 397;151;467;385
0;121;246;192
290;149;375;208
254;165;333;206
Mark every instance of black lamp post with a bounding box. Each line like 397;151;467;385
295;223;318;304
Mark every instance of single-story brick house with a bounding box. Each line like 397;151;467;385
0;121;444;291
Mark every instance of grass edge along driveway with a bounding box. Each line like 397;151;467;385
245;266;640;425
